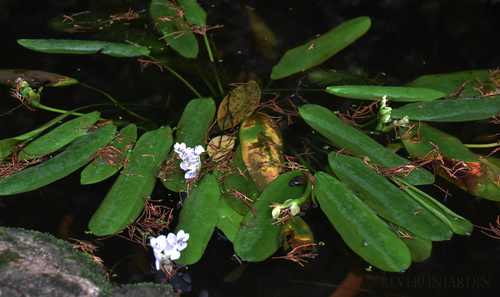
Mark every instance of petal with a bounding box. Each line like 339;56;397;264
155;259;161;270
150;235;167;250
177;241;187;251
194;145;205;155
184;170;198;180
166;232;177;245
180;161;190;171
170;249;181;260
177;230;190;242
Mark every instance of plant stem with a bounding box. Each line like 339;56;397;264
37;103;111;121
79;82;151;123
149;57;202;98
464;142;500;148
203;34;224;94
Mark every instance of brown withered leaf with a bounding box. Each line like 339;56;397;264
217;80;261;130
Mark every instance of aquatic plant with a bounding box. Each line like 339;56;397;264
2;1;500;283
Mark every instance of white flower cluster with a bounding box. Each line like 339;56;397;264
150;230;190;270
174;142;205;180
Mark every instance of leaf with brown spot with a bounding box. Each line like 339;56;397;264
239;113;284;191
217;81;261;130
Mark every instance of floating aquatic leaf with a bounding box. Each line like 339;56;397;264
222;146;261;215
18;39;150;58
328;153;453;241
177;0;207;27
207;135;235;160
0;124;117;196
326;85;446;102
271;16;371;80
314;171;411;272
299;104;435;185
0;69;78;87
174;174;220;265
81;124;137;185
240;113;284;191
234;171;306;261
392;97;500;122
404;69;494;96
88;126;173;236
217;81;261;130
161;97;215;193
150;0;199;58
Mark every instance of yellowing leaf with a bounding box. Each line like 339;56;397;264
207;135;235;160
239;113;284;191
217;81;261;130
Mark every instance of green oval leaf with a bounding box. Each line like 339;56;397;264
314;171;411;272
88;126;173;236
177;0;207;27
233;170;305;262
176;97;215;147
0;109;90;159
299;104;434;185
326;85;446;102
222;146;261;215
81;124;138;185
150;0;199;58
21;111;101;160
402;123;478;162
404;69;492;96
161;97;215;192
328;153;453;241
271;16;371;80
0;124;117;195
18;39;150;58
392;97;500;122
394;177;473;235
174;173;220;264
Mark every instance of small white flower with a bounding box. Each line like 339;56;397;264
166;230;190;260
174;142;204;180
150;235;174;270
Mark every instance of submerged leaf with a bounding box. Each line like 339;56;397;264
217;81;261;130
246;7;279;59
271;16;371;80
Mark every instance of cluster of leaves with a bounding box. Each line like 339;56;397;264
2;0;500;277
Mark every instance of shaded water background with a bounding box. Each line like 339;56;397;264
1;0;500;296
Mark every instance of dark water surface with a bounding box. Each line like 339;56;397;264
1;1;500;296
